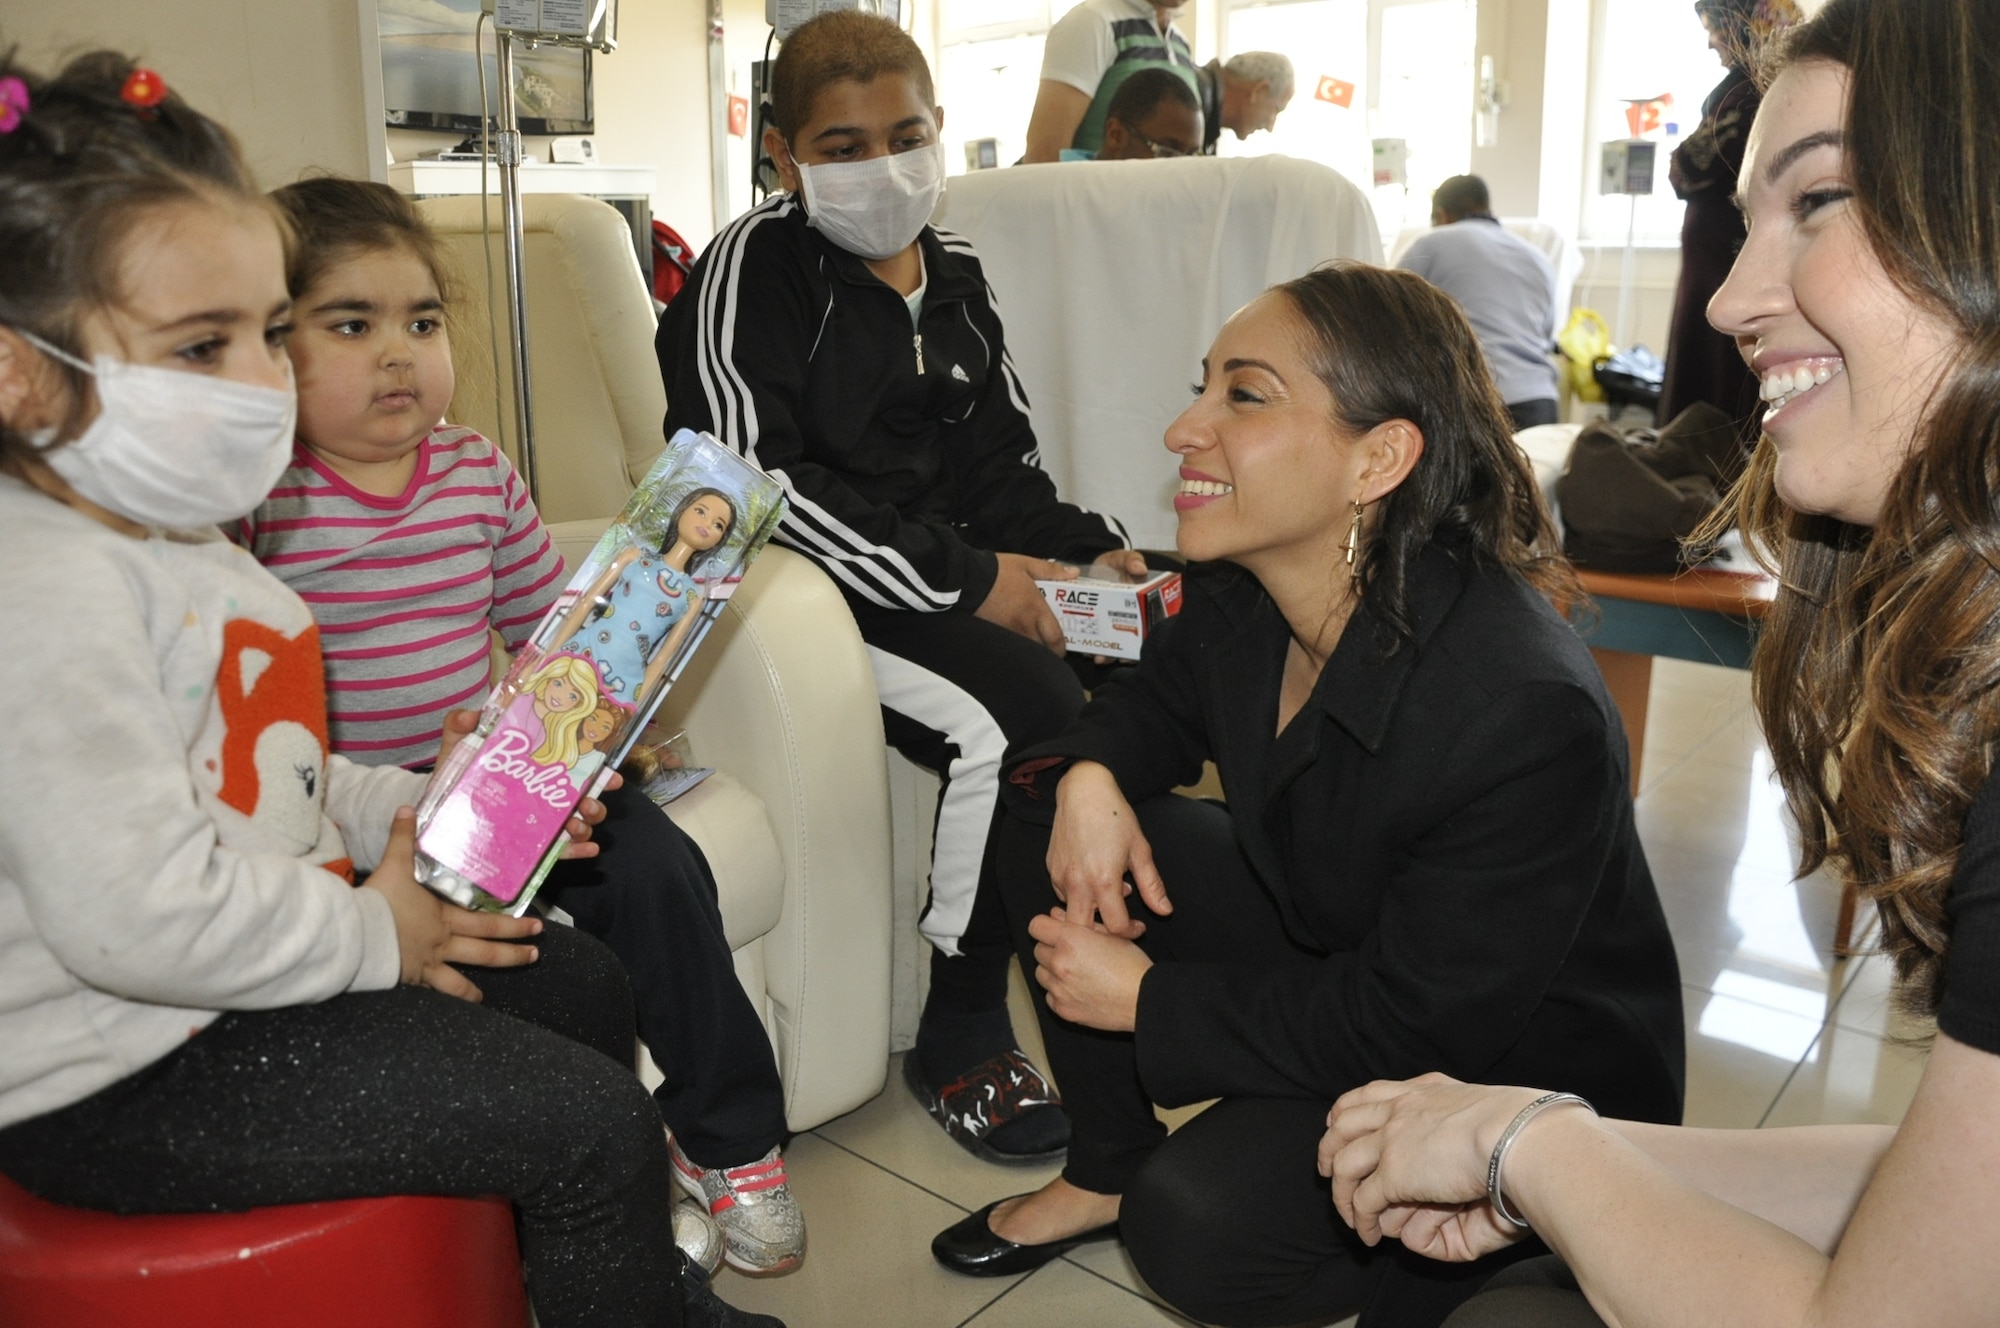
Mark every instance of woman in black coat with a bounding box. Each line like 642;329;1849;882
1658;0;1802;433
929;264;1686;1328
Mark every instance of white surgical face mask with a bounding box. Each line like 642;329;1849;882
20;331;297;529
795;142;946;261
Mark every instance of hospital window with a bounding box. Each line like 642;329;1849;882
933;0;1086;172
930;0;1477;240
1217;0;1476;240
1581;0;1736;244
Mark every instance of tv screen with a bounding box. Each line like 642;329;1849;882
380;0;593;137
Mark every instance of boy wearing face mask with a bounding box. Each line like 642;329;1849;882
657;10;1138;1167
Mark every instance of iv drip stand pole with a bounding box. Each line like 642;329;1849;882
495;32;538;502
1614;192;1638;352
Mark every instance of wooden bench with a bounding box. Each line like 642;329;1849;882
1572;567;1856;952
1574;566;1776;796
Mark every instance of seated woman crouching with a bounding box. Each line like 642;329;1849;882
932;262;1686;1328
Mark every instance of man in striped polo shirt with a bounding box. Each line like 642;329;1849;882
1023;0;1198;163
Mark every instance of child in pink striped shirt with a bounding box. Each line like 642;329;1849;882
241;419;561;766
235;203;561;768
242;179;805;1279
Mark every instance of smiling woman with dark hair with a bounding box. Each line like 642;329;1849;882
1321;3;2000;1325
928;263;1686;1328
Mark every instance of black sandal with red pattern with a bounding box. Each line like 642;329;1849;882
902;1048;1070;1166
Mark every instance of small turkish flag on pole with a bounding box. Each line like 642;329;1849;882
1622;93;1673;137
1315;76;1356;108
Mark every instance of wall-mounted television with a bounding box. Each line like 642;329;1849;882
379;0;593;137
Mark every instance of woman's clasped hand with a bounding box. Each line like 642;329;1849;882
1321;1075;1579;1260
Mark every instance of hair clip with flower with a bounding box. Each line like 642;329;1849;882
0;77;30;135
120;69;168;114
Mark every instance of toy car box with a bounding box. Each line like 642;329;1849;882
1035;563;1183;661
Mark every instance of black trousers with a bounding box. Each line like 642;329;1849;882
853;604;1088;1014
997;796;1542;1328
541;780;787;1168
1443;1257;1606;1327
0;927;684;1328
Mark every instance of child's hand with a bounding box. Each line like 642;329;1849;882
1099;549;1152;581
363;807;542;1002
436;904;543;988
435;708;481;767
976;553;1072;656
554;772;622;860
364;807;456;987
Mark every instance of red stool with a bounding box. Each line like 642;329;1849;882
0;1173;529;1327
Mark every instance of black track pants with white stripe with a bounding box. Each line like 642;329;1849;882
854;604;1088;1007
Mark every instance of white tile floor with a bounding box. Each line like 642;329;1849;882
713;659;1925;1327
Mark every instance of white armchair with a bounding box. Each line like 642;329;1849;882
417;193;892;1131
933;154;1383;550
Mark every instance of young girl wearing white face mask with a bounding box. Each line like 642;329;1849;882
0;51;777;1328
657;10;1147;1168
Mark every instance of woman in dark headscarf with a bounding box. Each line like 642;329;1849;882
1657;0;1801;435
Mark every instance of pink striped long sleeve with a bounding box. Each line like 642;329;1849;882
239;426;566;768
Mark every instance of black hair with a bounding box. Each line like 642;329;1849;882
1431;174;1490;219
1274;263;1575;650
1106;68;1200;129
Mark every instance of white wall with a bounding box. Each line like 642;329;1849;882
2;0;726;247
2;0;375;187
1469;0;1549;217
577;0;719;244
1574;243;1677;357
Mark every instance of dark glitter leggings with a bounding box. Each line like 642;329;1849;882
0;925;682;1328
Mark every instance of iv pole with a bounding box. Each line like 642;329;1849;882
485;0;617;505
494;32;536;502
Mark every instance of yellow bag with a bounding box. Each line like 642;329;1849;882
1557;308;1611;403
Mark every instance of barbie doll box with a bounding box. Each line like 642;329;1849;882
413;430;786;915
1036;563;1183;661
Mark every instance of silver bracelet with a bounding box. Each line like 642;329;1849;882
1485;1091;1595;1230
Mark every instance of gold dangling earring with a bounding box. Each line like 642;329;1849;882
1344;500;1365;580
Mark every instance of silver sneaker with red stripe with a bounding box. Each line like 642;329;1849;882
669;1135;806;1276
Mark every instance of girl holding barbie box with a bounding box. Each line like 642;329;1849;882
246;176;803;1278
0;52;775;1328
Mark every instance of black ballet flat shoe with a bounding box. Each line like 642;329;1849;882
930;1197;1118;1278
902;1048;1070;1166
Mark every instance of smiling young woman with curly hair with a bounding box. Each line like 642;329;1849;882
1321;3;2000;1325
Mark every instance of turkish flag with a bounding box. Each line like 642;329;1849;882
1315;76;1355;108
727;94;750;138
1622;93;1672;137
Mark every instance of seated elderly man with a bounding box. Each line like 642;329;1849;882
1396;174;1562;429
1060;68;1203;161
1193;51;1294;154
